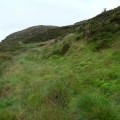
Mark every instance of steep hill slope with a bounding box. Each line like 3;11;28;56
4;25;58;42
0;25;73;52
0;6;120;120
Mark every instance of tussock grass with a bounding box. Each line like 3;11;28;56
0;7;120;120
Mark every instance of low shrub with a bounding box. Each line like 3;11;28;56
52;42;70;56
0;109;17;120
69;93;119;120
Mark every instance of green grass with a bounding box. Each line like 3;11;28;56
0;32;120;119
0;7;120;120
69;93;119;120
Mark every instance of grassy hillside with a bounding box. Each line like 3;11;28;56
0;6;120;120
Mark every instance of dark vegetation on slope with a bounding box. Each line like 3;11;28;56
4;25;58;42
0;25;74;52
0;6;120;120
75;6;120;50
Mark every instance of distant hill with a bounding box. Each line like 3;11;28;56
0;25;74;51
3;25;58;42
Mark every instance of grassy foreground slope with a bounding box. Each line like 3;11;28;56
0;7;120;120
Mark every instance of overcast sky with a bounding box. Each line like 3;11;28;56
0;0;120;41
